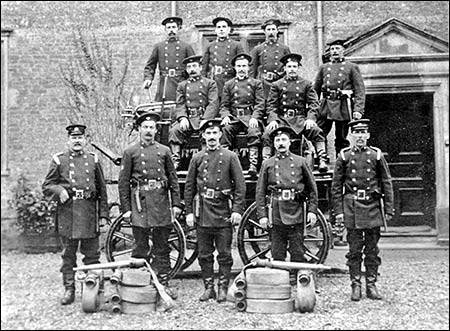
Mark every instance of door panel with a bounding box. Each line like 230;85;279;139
364;93;435;227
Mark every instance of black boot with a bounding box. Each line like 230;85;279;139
247;146;259;179
217;274;230;303
366;265;382;300
314;141;328;172
170;144;181;170
349;264;362;301
61;273;75;305
158;273;177;300
199;277;216;302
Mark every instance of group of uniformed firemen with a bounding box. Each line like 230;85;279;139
42;15;394;309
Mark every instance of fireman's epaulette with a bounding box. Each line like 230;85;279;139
369;146;382;160
339;147;352;161
89;152;99;163
52;152;64;165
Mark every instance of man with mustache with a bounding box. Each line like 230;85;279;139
202;17;244;101
118;112;182;299
263;53;328;172
42;124;109;305
313;39;366;159
184;119;246;303
143;16;195;102
255;126;318;279
250;19;291;97
169;55;219;169
331;119;393;302
220;53;265;178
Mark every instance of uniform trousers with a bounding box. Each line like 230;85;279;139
197;226;233;279
271;223;306;262
131;226;172;274
60;236;100;275
221;121;262;148
345;227;381;268
317;119;350;155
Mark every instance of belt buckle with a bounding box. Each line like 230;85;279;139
168;69;176;77
74;189;84;200
205;188;215;199
266;72;274;81
281;190;292;200
237;109;245;117
189;109;198;117
357;189;366;200
214;66;223;75
148;180;156;190
286;109;295;118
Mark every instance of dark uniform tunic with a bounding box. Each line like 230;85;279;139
184;146;246;278
313;58;366;153
255;151;318;262
331;145;394;267
118;140;181;274
42;149;108;275
219;76;265;147
118;140;181;228
143;36;195;102
169;75;219;145
250;40;291;97
42;150;109;239
264;76;324;146
201;37;244;98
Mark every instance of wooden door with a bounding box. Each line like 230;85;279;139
364;93;435;227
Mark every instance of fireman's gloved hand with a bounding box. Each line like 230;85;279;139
99;217;108;228
307;212;317;228
123;211;132;218
231;212;242;227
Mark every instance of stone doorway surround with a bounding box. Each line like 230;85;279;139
343;18;449;245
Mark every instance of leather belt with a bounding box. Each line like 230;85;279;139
323;90;352;100
71;189;97;200
271;189;304;201
214;65;233;76
283;108;300;119
139;180;166;191
346;190;372;201
161;69;184;77
188;107;204;118
234;106;253;117
262;72;279;81
201;188;222;199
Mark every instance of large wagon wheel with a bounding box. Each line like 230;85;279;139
105;213;186;280
237;202;332;266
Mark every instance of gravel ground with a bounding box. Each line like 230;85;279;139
1;249;448;330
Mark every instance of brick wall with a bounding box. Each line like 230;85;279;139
1;1;448;244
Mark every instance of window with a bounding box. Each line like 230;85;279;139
195;22;291;54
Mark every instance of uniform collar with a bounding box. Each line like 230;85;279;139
216;37;229;42
236;75;249;81
331;57;345;63
167;35;179;42
69;149;84;156
285;74;299;81
188;75;201;82
140;139;156;147
275;151;291;158
352;145;368;152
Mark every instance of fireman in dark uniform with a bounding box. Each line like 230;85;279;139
169;55;219;169
250;19;291;97
42;124;109;305
118;112;182;297
331;119;394;301
256;126;318;266
184;119;246;302
220;53;265;177
263;53;328;172
201;17;244;101
143;16;195;102
313;39;366;158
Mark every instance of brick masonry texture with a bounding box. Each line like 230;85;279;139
1;1;448;223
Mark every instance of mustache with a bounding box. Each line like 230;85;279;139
169;31;176;35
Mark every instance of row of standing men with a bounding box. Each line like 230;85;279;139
142;16;366;176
